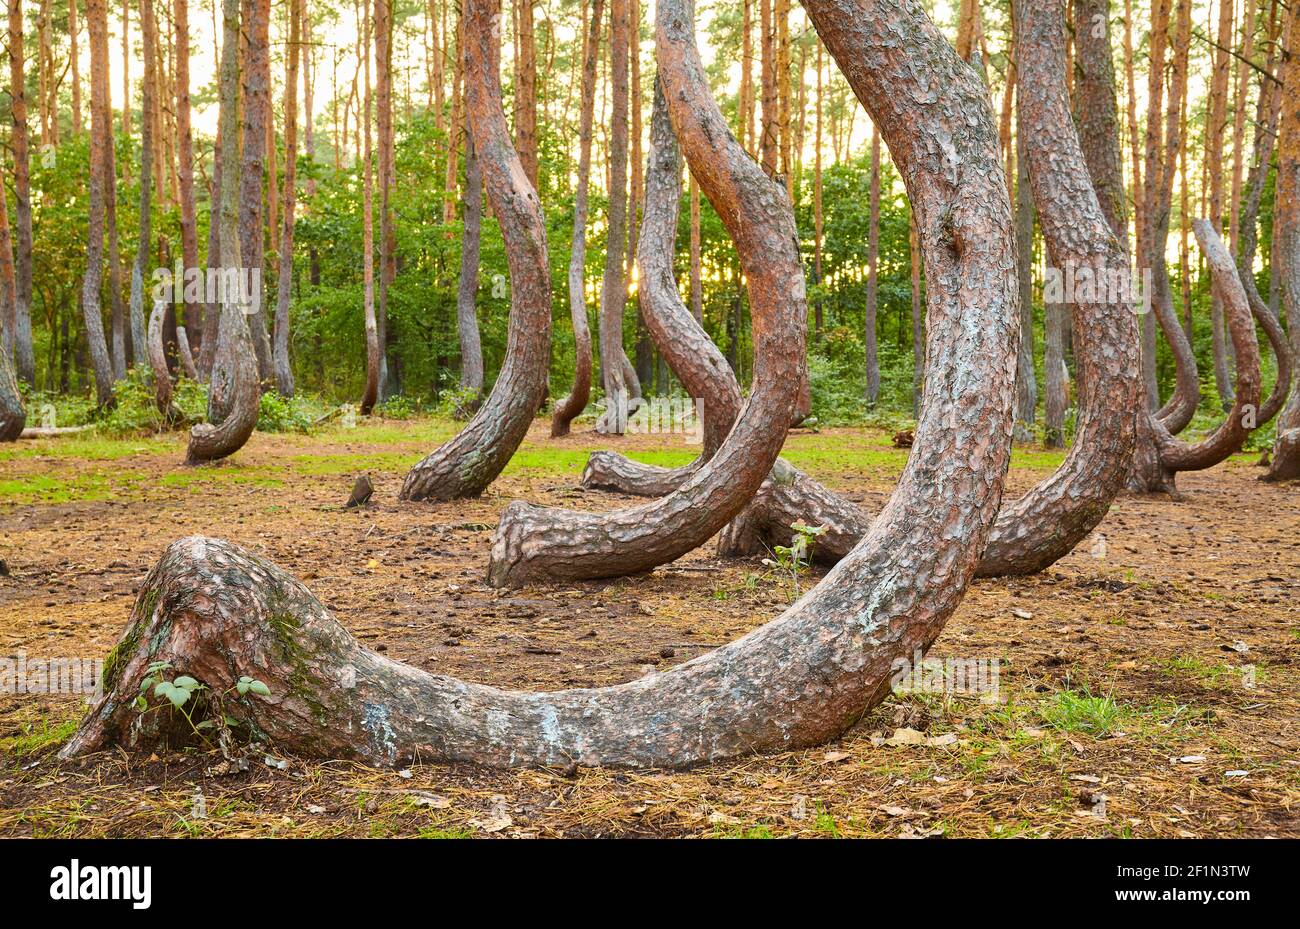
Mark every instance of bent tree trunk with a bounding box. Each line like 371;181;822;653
63;0;1019;770
485;0;809;587
0;332;23;441
550;0;603;438
1129;221;1262;492
723;0;1143;581
398;0;550;502
185;0;259;466
580;77;742;494
147;299;177;418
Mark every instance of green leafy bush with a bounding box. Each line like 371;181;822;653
256;391;322;433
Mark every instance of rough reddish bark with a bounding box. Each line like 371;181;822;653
979;0;1139;573
63;0;1018;771
1232;27;1291;432
1146;222;1262;483
128;0;158;376
722;0;1142;582
80;0;117;406
1129;221;1262;492
1148;0;1199;436
597;0;631;434
1263;0;1300;481
485;0;809;587
174;0;201;358
550;0;603;438
239;0;274;383
398;0;550;502
272;0;301;398
578;78;741;494
185;0;258;466
455;137;485;402
7;0;34;386
0;325;23;440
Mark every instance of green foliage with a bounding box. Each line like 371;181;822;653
94;368;206;436
257;391;324;434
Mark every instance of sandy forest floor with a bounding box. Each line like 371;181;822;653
0;417;1296;838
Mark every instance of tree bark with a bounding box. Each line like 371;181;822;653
185;0;258;465
128;0;157;383
273;0;301;397
1043;299;1069;448
399;0;550;502
7;0;34;386
81;0;117;406
596;0;630;433
64;0;1019;773
70;0;84;135
174;0;201;359
360;0;379;415
375;0;394;399
908;212;922;416
146;299;177;417
515;0;538;188
1149;0;1200;435
239;0;274;384
579;77;742;495
1205;0;1236;410
1013;89;1038;442
487;0;808;587
864;126;881;405
0;317;23;440
1264;0;1300;481
551;0;603;437
721;0;1143;583
455;135;485;404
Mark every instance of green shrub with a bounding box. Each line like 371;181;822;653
256;391;320;433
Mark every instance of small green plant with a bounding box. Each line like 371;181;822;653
133;660;271;745
763;522;826;595
1039;688;1122;736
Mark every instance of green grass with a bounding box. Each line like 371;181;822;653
0;718;79;758
0;414;1074;504
1039;688;1124;736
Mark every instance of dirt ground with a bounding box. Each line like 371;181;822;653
1;418;1296;838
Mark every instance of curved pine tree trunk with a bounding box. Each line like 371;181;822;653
485;0;808;587
723;0;1145;582
398;0;550;502
550;0;603;437
184;0;258;465
62;0;1019;771
578;77;741;494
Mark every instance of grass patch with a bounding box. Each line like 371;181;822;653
0;718;78;758
1039;688;1124;736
